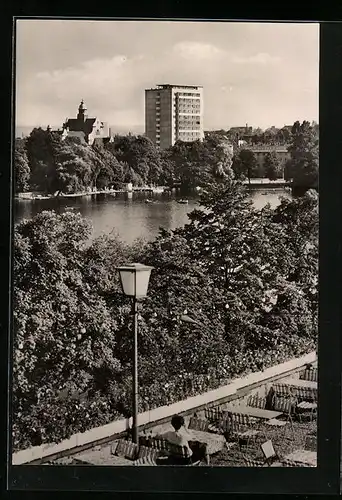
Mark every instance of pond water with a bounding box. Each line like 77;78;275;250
14;189;291;244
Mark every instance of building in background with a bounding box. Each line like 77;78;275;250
62;100;111;145
145;84;204;149
248;144;291;171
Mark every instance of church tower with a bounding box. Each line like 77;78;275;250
77;99;88;122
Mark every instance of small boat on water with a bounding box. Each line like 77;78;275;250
145;199;155;204
177;199;189;204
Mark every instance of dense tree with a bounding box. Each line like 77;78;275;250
272;190;318;315
12;211;125;448
26;128;61;193
165;136;234;189
14;139;30;193
286;121;319;190
232;149;258;183
92;145;125;189
175;182;295;354
277;127;291;144
264;151;283;180
108;135;164;186
54;139;94;194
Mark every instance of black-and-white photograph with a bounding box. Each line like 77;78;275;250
12;19;319;469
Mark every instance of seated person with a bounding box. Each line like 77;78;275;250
156;414;208;465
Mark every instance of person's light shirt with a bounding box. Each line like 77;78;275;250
159;428;193;457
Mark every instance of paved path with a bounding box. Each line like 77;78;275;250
73;445;134;466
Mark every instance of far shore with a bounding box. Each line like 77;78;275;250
15;179;291;201
15;186;168;201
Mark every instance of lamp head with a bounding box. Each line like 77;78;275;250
116;263;154;298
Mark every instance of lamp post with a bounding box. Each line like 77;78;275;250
116;263;153;444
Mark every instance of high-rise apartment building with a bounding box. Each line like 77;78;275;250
145;84;204;149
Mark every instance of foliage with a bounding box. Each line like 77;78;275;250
264;151;283;180
14;139;30;193
13;212;125;448
165;136;234;189
25;128;61;193
285;121;319;189
232;149;258;182
16;121;318;194
107;135;165;186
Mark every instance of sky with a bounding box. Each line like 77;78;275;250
15;20;319;133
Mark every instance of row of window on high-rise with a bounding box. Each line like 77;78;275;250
175;99;200;105
177;116;201;123
177;107;201;113
178;131;201;138
177;92;201;97
177;121;201;129
177;126;201;131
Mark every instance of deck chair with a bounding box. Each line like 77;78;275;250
260;439;279;466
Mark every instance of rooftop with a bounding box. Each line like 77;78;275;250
157;84;202;89
145;84;203;91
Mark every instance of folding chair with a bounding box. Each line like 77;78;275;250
204;406;223;432
247;393;266;409
133;455;158;466
204;406;223;423
188;440;210;465
112;439;139;460
137;445;160;462
300;367;318;383
223;414;260;452
272;395;297;440
260;439;279;466
272;383;293;398
296;400;317;423
188;416;209;432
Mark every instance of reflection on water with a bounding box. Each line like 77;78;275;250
14;189;291;244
